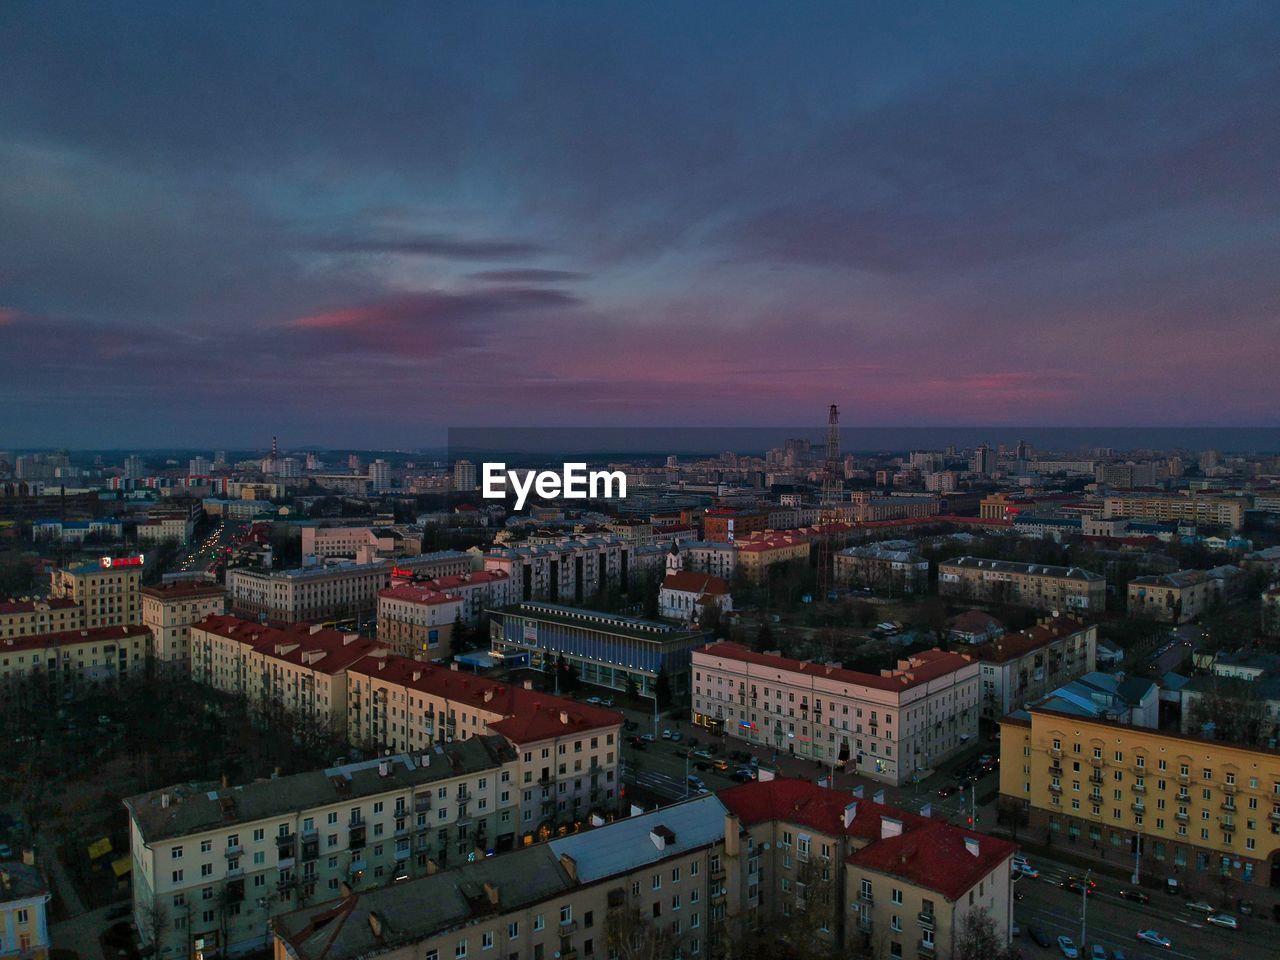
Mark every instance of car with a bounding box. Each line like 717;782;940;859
641;733;656;742
586;696;603;705
1017;863;1040;879
730;769;754;783
1118;889;1150;904
629;738;646;750
692;749;713;761
937;785;958;799
1135;930;1171;949
712;759;729;771
1029;927;1052;948
1206;914;1238;929
1090;946;1106;960
748;755;760;767
1057;935;1079;958
662;729;673;740
1063;879;1094;896
670;731;682;742
1185;900;1214;913
687;775;706;791
1165;877;1181;896
1067;874;1097;889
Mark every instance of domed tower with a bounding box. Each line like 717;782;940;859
665;539;683;576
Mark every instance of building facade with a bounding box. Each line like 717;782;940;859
1103;494;1246;532
692;643;980;785
126;740;521;960
999;708;1280;894
937;557;1105;613
488;602;711;698
0;598;83;640
375;585;463;659
974;617;1097;720
50;557;144;628
141;581;226;675
1127;570;1216;624
225;562;391;625
835;544;930;596
0;858;51;960
0;624;151;691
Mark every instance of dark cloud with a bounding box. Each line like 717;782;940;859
306;235;545;260
468;269;588;283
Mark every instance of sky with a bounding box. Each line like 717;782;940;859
1;1;1278;449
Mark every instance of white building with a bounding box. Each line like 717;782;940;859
973;615;1097;720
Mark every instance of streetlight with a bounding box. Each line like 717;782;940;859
1079;868;1092;950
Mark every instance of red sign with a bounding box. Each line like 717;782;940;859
391;566;416;579
100;555;145;569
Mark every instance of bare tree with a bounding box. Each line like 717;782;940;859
953;907;1017;960
139;900;169;953
604;905;678;960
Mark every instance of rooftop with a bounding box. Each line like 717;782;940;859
491;601;706;643
662;571;730;596
347;653;623;744
377;583;462;606
940;556;1104;581
0;860;47;902
141;581;226;600
0;596;79;615
974;615;1089;664
697;641;975;692
847;819;1017;901
125;738;513;843
1;622;147;652
229;560;390;582
194;615;384;674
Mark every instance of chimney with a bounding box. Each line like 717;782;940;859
483;881;500;905
483;689;494;703
649;825;676;850
880;816;903;839
523;679;534;690
221;773;230;789
450;661;460;671
723;814;741;858
560;710;570;725
843;802;858;828
367;911;383;939
161;792;171;809
965;837;980;858
559;852;578;883
378;759;391;777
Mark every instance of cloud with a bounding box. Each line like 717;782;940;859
306;234;545;260
468;269;587;283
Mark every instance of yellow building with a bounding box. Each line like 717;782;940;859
999;707;1280;895
733;533;811;583
1102;494;1245;532
0;597;83;639
0;858;51;960
141;581;226;675
0;624;151;690
49;557;144;628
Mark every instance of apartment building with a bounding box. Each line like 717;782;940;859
141;581;226;675
345;654;624;832
225;561;391;625
375;585;463;658
1127;570;1216;624
0;858;51;960
488;602;711;697
692;642;980;785
1103;493;1246;532
394;570;516;627
703;508;770;542
999;707;1280;892
50;557;144;628
388;550;473;580
937;557;1105;613
679;540;738;580
482;535;660;604
190;616;385;736
0;597;82;639
272;794;738;960
300;525;422;563
973;616;1097;720
848;492;941;524
126;739;519;959
734;533;811;584
1264;586;1280;637
720;778;1015;959
835;543;930;596
137;513;194;545
0;624;151;690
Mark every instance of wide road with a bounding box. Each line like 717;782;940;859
1015;852;1272;960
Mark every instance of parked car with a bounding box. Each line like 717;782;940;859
687;775;706;791
1029;927;1052;948
1185;901;1214;914
1165;877;1181;896
1057;935;1080;959
730;769;754;783
712;759;729;771
0;844;12;859
1090;946;1106;960
641;733;656;743
1017;863;1040;879
1135;930;1171;949
670;731;682;742
937;785;958;799
1206;914;1238;930
1118;889;1150;904
586;696;604;705
662;729;673;740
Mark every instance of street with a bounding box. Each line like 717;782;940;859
1014;852;1273;960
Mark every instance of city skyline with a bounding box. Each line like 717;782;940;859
2;2;1279;447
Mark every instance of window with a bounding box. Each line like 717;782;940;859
560;905;573;925
171;869;183;883
891;888;902;904
455;941;468;959
507;921;519;939
171;846;183;860
481;931;493;950
533;914;544;932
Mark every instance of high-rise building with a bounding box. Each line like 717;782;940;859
124;454;145;478
453;459;477;492
370;458;392;492
971;444;994;476
188;456;211;475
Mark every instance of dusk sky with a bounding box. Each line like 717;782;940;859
2;1;1278;448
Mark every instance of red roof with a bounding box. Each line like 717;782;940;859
0;597;79;615
378;584;463;606
662;571;730;596
141;581;226;601
194;614;384;675
1;623;149;652
347;653;623;744
718;777;928;841
946;609;1004;635
419;571;509;590
847;819;1016;901
974;615;1087;663
697;641;973;692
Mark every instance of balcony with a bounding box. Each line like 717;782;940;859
1131;782;1146;794
558;920;578;935
1130;803;1145;814
1048;765;1064;778
918;940;936;958
1269;811;1280;823
858;916;873;933
1088;756;1104;768
1176;792;1191;803
1222;782;1237;796
1175;811;1189;823
276;832;295;847
415;795;432;812
1048;783;1063;795
1089;793;1103;804
918;912;935;930
1049;747;1063;760
1220;801;1236;813
860;891;874;905
1177;772;1191;785
1220;820;1236;832
710;863;726;880
1089;774;1104;786
224;845;242;858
